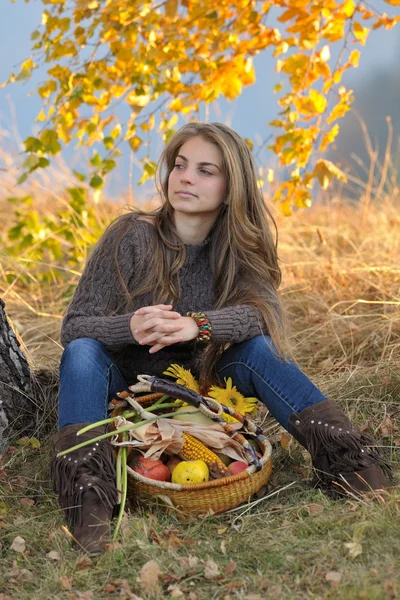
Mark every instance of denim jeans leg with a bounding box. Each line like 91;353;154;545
216;335;327;432
58;338;129;429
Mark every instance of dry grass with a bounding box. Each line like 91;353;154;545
1;132;400;598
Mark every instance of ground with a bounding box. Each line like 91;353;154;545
0;197;399;599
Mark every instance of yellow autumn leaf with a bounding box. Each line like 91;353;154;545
128;136;142;151
294;188;312;208
313;159;347;190
294;89;327;114
320;123;339;151
353;22;369;44
218;76;242;99
349;49;360;67
342;0;356;17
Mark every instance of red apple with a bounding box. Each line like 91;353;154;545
132;456;171;482
228;461;248;475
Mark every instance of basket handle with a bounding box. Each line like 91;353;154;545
130;374;265;471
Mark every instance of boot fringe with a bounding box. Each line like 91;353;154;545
64;475;118;529
306;425;392;488
51;439;116;497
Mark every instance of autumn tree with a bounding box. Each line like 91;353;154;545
4;0;399;214
5;1;400;211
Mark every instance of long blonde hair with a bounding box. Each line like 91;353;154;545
112;122;288;385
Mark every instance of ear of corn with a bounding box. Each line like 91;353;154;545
180;433;229;478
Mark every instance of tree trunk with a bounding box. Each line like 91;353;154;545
0;298;58;451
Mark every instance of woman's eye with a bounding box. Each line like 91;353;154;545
174;163;184;169
199;169;212;176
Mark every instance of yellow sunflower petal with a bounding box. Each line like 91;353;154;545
163;364;200;393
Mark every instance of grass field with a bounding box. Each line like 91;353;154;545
0;183;399;599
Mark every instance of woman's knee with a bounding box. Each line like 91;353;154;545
60;338;109;373
223;335;282;363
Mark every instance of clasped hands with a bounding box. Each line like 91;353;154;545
129;304;199;354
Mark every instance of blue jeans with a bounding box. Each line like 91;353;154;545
58;336;326;430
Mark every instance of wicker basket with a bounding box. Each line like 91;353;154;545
127;439;272;515
120;378;273;516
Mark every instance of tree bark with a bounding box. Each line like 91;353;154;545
0;298;58;451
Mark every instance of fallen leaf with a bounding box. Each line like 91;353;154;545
225;561;237;575
380;415;395;436
138;560;161;597
168;586;184;598
344;541;362;558
177;555;199;570
384;580;398;600
9;560;34;582
280;432;292;450
220;540;227;555
103;583;116;593
10;536;26;553
217;526;228;534
76;555;93;568
188;593;198;600
77;592;93;600
267;586;282;596
19;569;34;581
104;540;122;552
46;550;61;561
13;515;25;526
325;571;342;586
306;503;324;516
60;576;73;590
204;559;220;580
19;497;35;506
120;578;144;600
167;533;185;547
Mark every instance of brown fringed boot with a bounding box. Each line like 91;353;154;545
288;399;392;498
51;424;118;555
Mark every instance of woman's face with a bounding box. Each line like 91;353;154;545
167;136;226;220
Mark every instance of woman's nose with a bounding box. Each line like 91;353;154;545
180;169;194;184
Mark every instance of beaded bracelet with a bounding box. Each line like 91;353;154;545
186;311;212;345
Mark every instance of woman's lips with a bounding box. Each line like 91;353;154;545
176;190;197;198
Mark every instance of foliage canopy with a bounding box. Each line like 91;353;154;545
4;0;400;214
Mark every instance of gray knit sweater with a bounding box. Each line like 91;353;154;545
61;220;264;384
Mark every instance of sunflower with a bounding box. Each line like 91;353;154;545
163;364;200;393
208;377;258;423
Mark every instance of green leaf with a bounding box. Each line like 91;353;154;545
38;157;50;168
103;136;114;150
17;173;28;185
24;137;44;153
67;186;86;210
73;170;87;182
102;159;116;174
90;175;103;188
90;152;102;167
39;129;61;154
15;436;41;449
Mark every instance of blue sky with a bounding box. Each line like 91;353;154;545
1;1;399;197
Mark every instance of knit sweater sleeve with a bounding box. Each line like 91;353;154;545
61;221;143;348
202;305;270;344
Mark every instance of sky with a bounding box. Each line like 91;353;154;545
1;1;399;199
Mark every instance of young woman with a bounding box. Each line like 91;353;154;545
52;122;391;554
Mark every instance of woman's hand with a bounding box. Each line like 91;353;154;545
130;305;198;353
